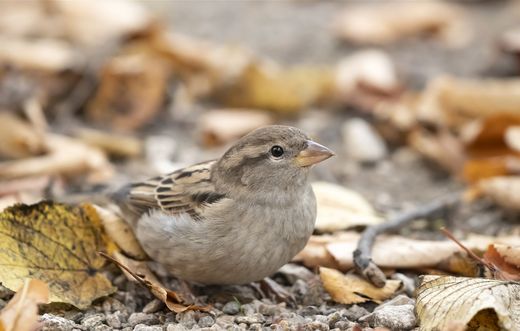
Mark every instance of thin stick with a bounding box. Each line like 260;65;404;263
353;192;461;287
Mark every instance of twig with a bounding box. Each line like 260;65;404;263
353;192;461;287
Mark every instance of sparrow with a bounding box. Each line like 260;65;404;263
113;125;334;285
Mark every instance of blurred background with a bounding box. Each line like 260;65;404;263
1;0;520;235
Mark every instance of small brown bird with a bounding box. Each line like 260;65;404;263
114;125;334;285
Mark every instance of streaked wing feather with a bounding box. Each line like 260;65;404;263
124;160;221;220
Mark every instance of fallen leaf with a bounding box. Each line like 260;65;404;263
483;244;520;281
0;36;79;72
505;126;520;152
312;182;382;232
86;45;170;131
0;134;113;181
296;231;520;273
333;2;471;47
334;50;400;102
94;205;147;260
0;279;49;331
76;128;143;158
215;63;334;114
100;252;210;313
477;176;520;210
0;112;47;159
416;276;520;331
320;267;400;304
198;109;273;147
0;201;117;309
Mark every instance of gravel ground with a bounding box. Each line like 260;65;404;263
1;1;518;331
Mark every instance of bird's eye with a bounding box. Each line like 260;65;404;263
270;145;284;158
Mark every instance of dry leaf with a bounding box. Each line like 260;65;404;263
0;37;79;72
320;267;400;304
0;279;49;331
0;112;47;159
416;276;520;331
50;0;151;47
0;201;117;309
297;231;520;273
198;109;273;147
215;63;334;114
477;176;520;210
86;46;170;131
101;252;210;313
483;244;520;281
77;128;142;158
333;2;471;47
0;134;112;181
312;182;382;232
335;50;400;100
94;205;147;260
505;126;520;152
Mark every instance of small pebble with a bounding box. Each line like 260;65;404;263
176;311;197;329
334;320;354;329
222;301;241;315
40;314;79;331
360;304;416;330
93;325;111;331
235;313;265;324
342;305;369;321
198;315;215;328
304;321;329;331
342;118;387;163
166;324;189;331
326;312;342;328
128;312;158;327
81;313;105;328
376;294;415;311
142;299;164;314
314;315;328;324
106;312;123;328
299;306;320;316
133;325;163;331
257;302;280;316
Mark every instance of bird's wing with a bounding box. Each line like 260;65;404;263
119;160;226;220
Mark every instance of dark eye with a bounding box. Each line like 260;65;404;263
270;145;284;158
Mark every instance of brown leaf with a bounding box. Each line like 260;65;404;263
86;45;170;131
320;267;400;304
76;128;143;158
483;244;520;281
0;279;49;331
100;252;211;313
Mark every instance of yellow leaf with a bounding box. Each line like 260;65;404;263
416;276;520;331
0;201;117;309
0;279;49;331
319;267;401;304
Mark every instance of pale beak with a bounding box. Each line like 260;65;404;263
295;140;335;167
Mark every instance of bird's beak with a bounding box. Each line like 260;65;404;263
295;140;335;167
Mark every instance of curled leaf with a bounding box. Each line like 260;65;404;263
100;252;210;313
0;201;117;309
319;267;400;304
